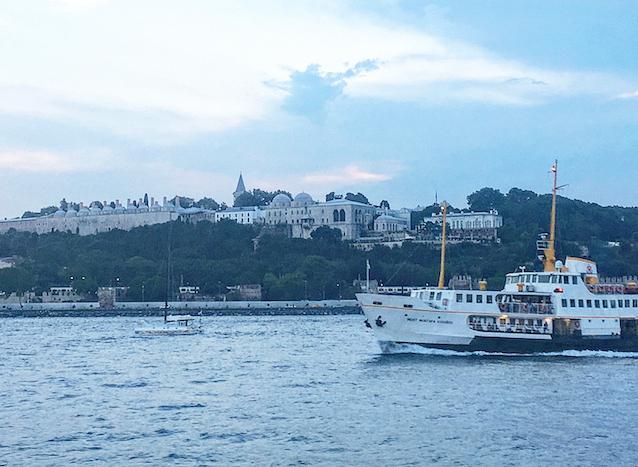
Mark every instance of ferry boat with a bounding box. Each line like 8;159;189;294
357;162;638;353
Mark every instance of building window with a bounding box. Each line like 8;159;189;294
333;209;339;222
339;209;346;222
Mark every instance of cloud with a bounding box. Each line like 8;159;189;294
616;90;638;99
274;61;378;121
0;0;634;140
0;148;111;173
302;164;394;185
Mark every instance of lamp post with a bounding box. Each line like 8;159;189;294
141;284;145;302
337;282;341;300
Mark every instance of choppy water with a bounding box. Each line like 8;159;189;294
1;316;638;466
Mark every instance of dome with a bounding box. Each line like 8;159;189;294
293;192;313;205
53;209;66;217
271;193;292;207
65;209;77;217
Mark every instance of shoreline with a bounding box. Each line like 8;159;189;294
0;299;362;318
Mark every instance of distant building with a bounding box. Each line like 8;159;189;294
427;209;503;242
179;286;200;301
374;214;408;233
0;196;207;236
261;192;376;240
233;173;247;201
42;286;83;303
215;206;261;225
226;284;262;301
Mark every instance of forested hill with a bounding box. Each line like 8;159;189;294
0;187;637;301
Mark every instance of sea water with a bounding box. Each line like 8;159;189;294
1;315;637;465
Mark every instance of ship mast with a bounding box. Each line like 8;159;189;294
437;201;448;289
544;160;558;272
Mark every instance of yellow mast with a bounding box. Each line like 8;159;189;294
437;201;448;289
544;160;558;272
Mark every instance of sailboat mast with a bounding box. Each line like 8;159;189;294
437;201;448;289
544;160;558;272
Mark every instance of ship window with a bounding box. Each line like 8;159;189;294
476;295;483;303
611;301;616;309
436;292;442;300
551;276;557;284
429;292;435;300
595;300;600;308
532;275;538;283
569;299;576;307
487;295;493;304
373;301;382;305
618;300;624;308
500;318;506;325
625;300;630;307
403;304;413;308
466;294;473;303
561;299;568;307
602;300;608;308
525;274;531;282
633;300;638;307
560;276;567;284
572;276;578;285
578;299;584;308
536;319;542;326
586;300;592;307
456;294;463;303
538;275;550;283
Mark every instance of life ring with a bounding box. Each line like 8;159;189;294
574;321;580;330
586;265;593;273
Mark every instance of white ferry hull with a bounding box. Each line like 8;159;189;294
358;293;638;354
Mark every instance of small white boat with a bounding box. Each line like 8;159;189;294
135;314;204;336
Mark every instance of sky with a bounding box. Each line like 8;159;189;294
0;0;637;218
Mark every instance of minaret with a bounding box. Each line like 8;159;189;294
233;173;246;201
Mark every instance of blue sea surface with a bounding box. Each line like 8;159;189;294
1;315;638;465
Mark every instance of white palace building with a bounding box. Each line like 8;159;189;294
0;174;501;242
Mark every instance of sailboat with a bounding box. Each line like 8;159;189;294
135;214;204;336
357;161;638;353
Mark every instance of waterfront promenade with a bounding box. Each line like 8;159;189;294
0;299;361;317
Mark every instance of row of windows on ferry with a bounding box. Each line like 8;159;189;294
419;290;495;304
561;298;638;309
506;274;579;285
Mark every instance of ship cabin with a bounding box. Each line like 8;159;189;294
501;257;638;319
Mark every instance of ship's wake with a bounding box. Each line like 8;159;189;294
379;342;638;358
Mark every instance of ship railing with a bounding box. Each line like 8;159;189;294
497;303;553;314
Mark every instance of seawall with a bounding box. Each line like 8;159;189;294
0;299;362;318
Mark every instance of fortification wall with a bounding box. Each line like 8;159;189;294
0;211;176;236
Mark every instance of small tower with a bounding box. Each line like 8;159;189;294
233;173;246;201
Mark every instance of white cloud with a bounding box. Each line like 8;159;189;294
616;90;638;99
0;148;111;173
302;164;394;185
0;0;633;139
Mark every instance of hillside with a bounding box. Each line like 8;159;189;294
1;187;637;301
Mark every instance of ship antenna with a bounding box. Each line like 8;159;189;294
437;201;448;289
